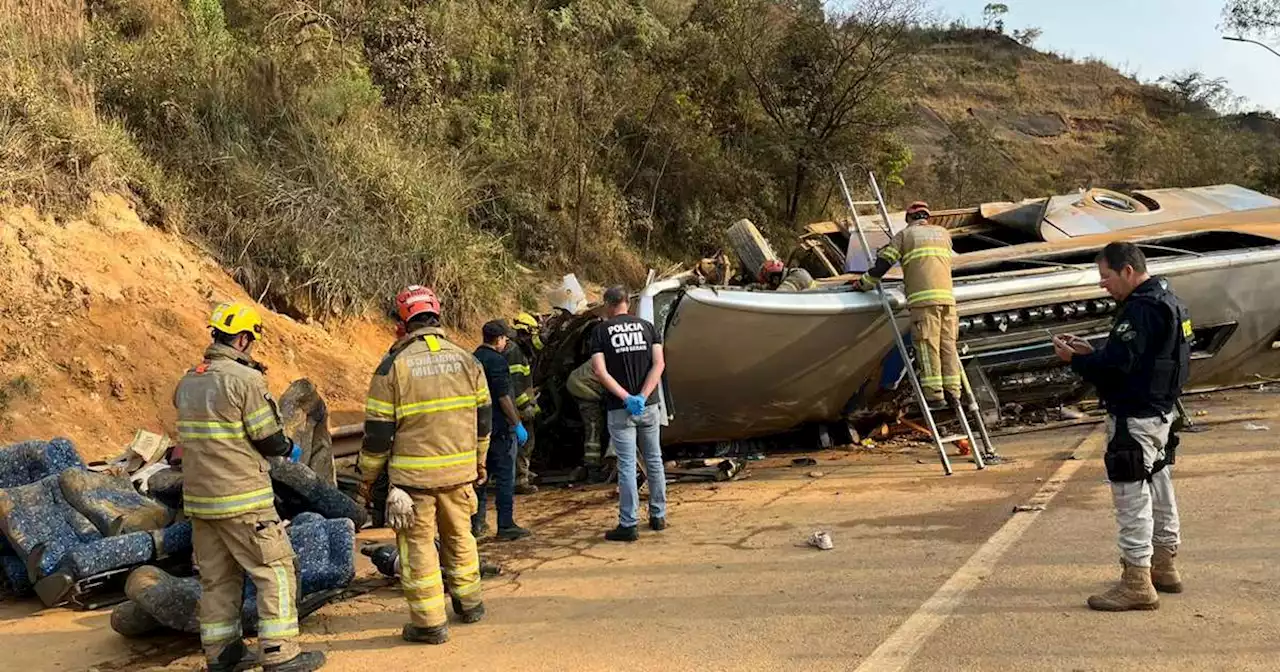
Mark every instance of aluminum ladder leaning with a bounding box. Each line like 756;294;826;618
835;169;1000;475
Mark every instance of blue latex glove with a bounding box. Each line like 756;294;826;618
514;422;530;446
288;442;302;462
625;394;647;416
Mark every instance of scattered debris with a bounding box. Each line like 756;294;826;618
1244;423;1270;431
665;458;745;483
807;471;824;478
791;457;818;467
1059;405;1086;420
1013;504;1046;513
807;531;834;551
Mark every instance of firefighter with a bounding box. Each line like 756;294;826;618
355;285;491;645
759;259;817;291
566;359;606;477
507;313;541;494
174;302;325;672
1054;242;1190;611
854;201;958;410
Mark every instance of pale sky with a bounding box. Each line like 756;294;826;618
838;1;1280;113
934;1;1278;112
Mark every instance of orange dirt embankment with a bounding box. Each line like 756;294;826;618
0;193;407;461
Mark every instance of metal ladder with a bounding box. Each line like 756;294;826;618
836;169;999;476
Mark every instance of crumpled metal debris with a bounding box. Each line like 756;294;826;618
807;531;834;550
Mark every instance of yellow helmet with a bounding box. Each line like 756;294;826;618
512;312;538;332
209;302;265;339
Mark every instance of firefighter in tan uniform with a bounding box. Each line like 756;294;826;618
355;285;492;645
174;303;326;672
855;202;960;409
505;314;540;494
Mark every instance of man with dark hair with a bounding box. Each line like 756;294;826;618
175;302;325;672
356;286;494;645
590;285;668;542
471;320;531;541
1054;241;1191;611
854;201;959;410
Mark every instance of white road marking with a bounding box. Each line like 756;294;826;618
854;429;1106;672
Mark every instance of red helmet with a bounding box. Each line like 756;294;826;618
906;201;931;221
758;259;785;283
395;285;441;323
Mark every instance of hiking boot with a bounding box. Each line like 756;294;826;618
402;623;450;645
514;483;539;495
207;640;251;672
649;517;667;531
1152;546;1183;594
451;597;486;624
1087;560;1160;611
496;525;531;541
605;525;639;542
262;651;326;672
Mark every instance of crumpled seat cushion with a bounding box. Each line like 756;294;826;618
59;520;193;580
0;473;103;578
111;513;356;638
0;438;84;488
282;512;356;598
58;468;174;536
0;471;190;582
269;462;368;529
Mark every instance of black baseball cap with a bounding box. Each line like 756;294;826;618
603;285;628;305
482;319;510;341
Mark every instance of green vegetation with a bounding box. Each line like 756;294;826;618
3;0;1279;323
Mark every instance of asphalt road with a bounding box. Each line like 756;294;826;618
2;390;1277;672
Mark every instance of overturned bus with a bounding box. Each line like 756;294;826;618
529;184;1280;465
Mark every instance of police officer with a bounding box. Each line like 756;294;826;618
854;201;959;409
1054;242;1190;611
473;319;532;541
174;302;325;672
356;286;492;644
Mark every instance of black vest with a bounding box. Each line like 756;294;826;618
1102;277;1192;417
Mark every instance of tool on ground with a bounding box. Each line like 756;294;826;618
836;169;1000;476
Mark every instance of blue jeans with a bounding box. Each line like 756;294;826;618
472;432;516;530
607;405;667;528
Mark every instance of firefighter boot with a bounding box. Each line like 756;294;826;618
403;623;450;645
261;651;326;672
1087;560;1160;611
451;596;487;623
207;640;251;672
1152;546;1183;594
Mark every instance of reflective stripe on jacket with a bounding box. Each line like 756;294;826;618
360;327;492;490
502;340;535;411
174;343;283;519
860;223;955;307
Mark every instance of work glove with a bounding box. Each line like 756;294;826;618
288;442;302;463
514;422;530;447
385;486;416;531
625;394;647;416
